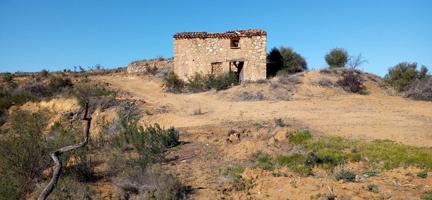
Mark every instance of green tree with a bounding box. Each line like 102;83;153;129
418;65;429;80
384;62;419;92
267;47;307;77
325;48;349;68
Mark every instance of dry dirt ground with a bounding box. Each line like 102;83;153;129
86;71;432;199
93;72;432;147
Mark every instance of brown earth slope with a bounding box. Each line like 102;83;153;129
93;71;432;147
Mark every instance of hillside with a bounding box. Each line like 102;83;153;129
93;70;432;147
2;69;432;200
87;70;432;199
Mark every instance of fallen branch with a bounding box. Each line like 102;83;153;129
38;102;92;200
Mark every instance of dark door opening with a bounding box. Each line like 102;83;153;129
229;61;244;82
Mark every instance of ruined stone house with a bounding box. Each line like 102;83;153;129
173;29;267;82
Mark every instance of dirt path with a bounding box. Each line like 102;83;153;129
93;74;432;147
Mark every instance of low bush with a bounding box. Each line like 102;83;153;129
315;77;334;87
164;72;239;93
22;82;51;97
219;165;252;191
115;166;189;200
40;69;49;78
0;109;99;199
254;152;274;170
73;82;116;106
36;176;95;200
48;76;73;93
205;72;238;91
0;86;35;118
1;73;14;82
185;72;238;92
422;190;432;200
417;169;428;179
336;70;367;94
236;91;266;101
384;62;429;92
0;111;50;198
366;184;379;193
405;77;432;101
334;169;356;182
363;169;379;177
185;73;208;92
275;154;312;176
117;113;180;167
289;129;312;144
163;72;185;93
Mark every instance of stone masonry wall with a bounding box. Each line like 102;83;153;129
173;35;266;81
127;60;173;74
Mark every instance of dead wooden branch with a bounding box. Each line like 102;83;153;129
38;102;92;200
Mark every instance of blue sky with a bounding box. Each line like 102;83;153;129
0;0;431;76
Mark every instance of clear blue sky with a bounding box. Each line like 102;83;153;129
1;0;431;76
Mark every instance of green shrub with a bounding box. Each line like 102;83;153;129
335;169;356;182
276;154;312;176
73;82;116;105
219;165;245;178
289;129;312;144
325;48;349;68
114;166;188;200
254;152;274;170
40;69;49;78
267;47;307;77
36;176;95;200
363;169;379;177
309;150;347;169
366;184;379;193
163;72;185;93
0;109;100;199
118;114;180;168
417;169;428;178
219;165;253;191
0;111;50;199
205;72;239;91
48;76;73;92
0;87;35;117
1;73;13;82
163;72;238;93
384;62;428;92
184;72;238;92
422;190;432;200
185;73;208;92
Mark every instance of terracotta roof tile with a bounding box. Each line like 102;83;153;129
173;29;266;39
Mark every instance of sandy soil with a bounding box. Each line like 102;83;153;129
92;72;432;147
53;71;432;199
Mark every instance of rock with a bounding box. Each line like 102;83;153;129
274;129;288;142
227;129;240;143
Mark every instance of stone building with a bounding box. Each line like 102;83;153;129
173;29;267;82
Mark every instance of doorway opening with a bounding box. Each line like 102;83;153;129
229;60;244;82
